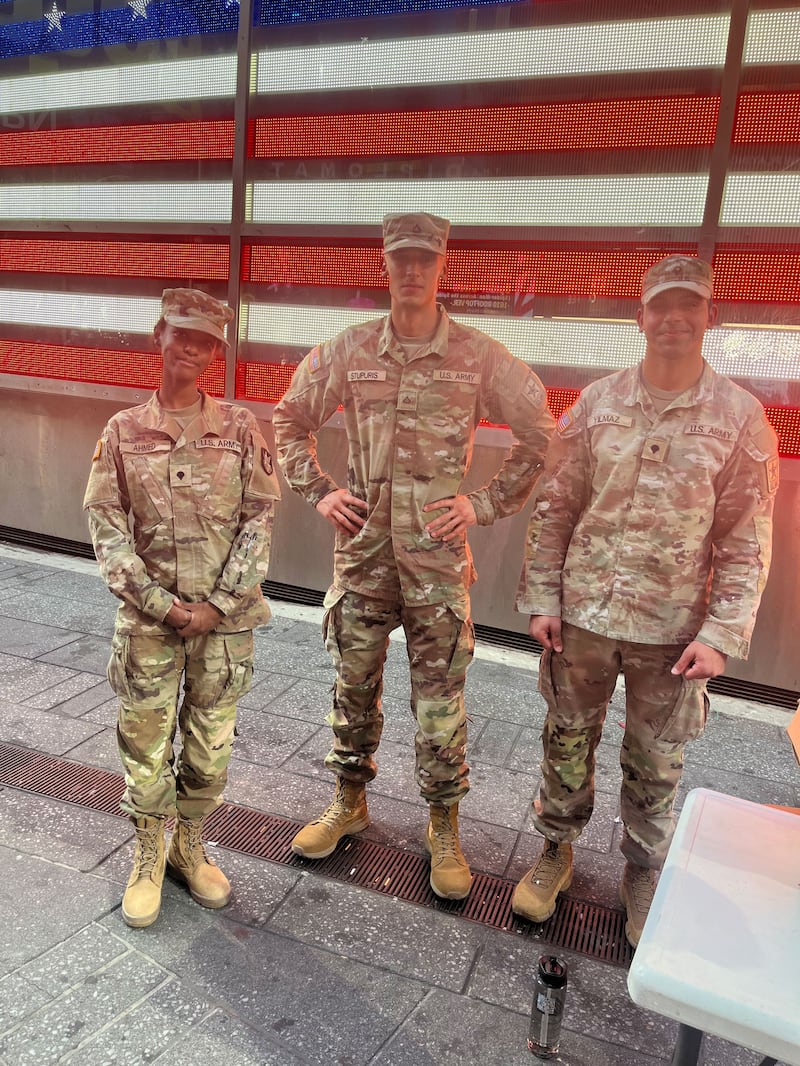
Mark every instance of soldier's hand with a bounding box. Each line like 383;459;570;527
530;615;563;653
165;601;193;630
423;495;477;542
316;489;368;534
671;641;727;680
175;600;224;637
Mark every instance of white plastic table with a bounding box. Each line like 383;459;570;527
627;788;800;1066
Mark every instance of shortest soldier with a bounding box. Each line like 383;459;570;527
84;288;280;927
513;255;779;947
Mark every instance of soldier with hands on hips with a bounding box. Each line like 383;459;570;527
513;255;779;946
84;289;280;927
273;212;554;900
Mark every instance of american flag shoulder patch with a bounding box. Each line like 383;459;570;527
556;409;574;434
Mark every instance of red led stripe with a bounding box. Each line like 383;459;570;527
252;97;719;157
733;92;800;145
765;406;800;460
0;340;225;396
0;121;234;167
713;247;800;303
244;245;693;299
0;239;229;280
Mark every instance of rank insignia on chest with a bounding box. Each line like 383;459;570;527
397;390;418;411
642;437;668;462
170;466;193;487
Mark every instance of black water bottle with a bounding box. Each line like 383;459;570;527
527;954;568;1059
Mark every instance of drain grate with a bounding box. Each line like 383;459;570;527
0;742;632;966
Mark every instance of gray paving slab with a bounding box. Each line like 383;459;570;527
80;694;120;727
233;707;321;767
0;652;78;703
102;904;429;1066
462;762;535;831
59;977;213;1066
689;709;799;784
225;758;332;821
0;972;52;1034
468;932;675;1060
37;634;111;676
61;726;120;772
469;713;522;766
0;698;104;754
22;668;105;710
371;985;665;1066
35;677;114;717
0;617;83;659
269;874;486;991
677;762;800;809
0;791;130;872
257;613;308;642
151;1008;314;1066
237;670;301;711
0;951;168;1065
253;639;335;684
0;846;120;974
17;923;129;998
253;675;333;723
0;590;115;639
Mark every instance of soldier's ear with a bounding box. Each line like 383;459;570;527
379;257;388;278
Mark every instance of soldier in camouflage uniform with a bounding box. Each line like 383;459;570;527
513;256;779;945
84;288;280;927
273;212;554;899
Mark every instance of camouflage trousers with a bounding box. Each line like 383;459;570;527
534;622;708;868
322;586;475;805
107;627;254;821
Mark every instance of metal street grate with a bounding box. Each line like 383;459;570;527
0;741;632;966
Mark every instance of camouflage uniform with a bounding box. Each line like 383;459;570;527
84;391;280;819
274;306;554;803
517;360;778;866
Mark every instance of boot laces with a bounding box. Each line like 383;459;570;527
315;781;355;828
627;867;655;912
181;819;211;868
430;809;459;860
134;824;161;875
532;842;568;887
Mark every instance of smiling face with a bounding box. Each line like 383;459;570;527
637;288;718;361
384;247;445;315
155;321;221;384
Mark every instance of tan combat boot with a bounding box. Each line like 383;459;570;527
620;862;656;947
291;778;369;859
122;816;166;928
425;802;473;900
511;839;573;922
167;817;231;909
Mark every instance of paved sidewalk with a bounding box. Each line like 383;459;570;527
0;544;796;1066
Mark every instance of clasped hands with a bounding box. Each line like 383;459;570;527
165;599;224;637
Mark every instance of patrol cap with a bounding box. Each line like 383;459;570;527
160;288;234;347
382;212;450;255
641;255;714;305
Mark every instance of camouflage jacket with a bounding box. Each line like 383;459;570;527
84;391;281;636
273;307;554;605
516;362;778;658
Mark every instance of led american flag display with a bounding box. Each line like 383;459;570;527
1;0;800;455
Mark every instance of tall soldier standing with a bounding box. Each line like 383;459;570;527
84;289;280;927
513;256;779;945
273;212;554;900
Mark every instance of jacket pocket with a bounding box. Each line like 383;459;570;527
655;677;709;744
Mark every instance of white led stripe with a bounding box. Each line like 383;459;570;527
744;9;800;64
0;184;232;223
244;304;800;382
0;290;161;334
256;15;729;93
0;55;236;116
721;174;800;227
252;177;708;228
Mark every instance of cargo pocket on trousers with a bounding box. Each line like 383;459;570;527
106;632;132;702
537;648;558;707
655;678;709;745
217;631;254;706
322;585;347;673
446;602;475;681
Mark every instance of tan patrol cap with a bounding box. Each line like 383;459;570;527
160;288;234;347
641;255;714;305
382;212;450;255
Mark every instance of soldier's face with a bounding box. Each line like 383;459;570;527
384;248;445;311
637;289;718;359
157;323;221;379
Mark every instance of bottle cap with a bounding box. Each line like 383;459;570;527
537;955;568;987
